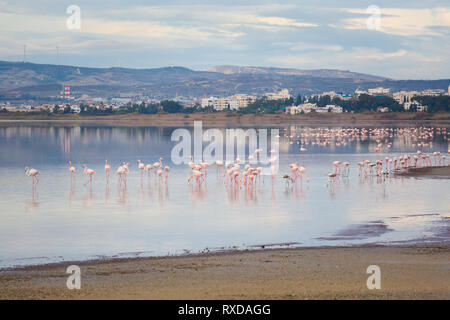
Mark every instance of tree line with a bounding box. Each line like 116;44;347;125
1;94;448;115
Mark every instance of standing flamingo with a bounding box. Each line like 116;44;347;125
25;167;40;186
164;166;170;181
83;164;96;185
333;161;342;175
68;161;76;175
105;160;110;180
153;158;163;175
137;160;145;177
300;146;307;165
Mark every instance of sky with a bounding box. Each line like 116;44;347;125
0;0;449;79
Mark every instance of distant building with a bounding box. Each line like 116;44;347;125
355;89;368;95
111;97;132;104
264;89;291;100
70;105;81;113
337;92;353;99
377;107;390;113
287;103;343;114
368;87;390;96
326;104;343;113
201;94;256;110
317;91;338;99
421;89;445;96
201;97;216;108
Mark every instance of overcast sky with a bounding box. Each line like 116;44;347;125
1;0;449;79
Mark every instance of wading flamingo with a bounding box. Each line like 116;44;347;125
83;164;96;185
164;166;170;181
137;160;145;176
68;161;76;175
105;160;110;180
25;167;40;186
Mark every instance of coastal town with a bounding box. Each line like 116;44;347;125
1;85;449;115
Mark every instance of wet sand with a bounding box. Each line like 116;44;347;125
1;245;449;299
395;166;450;178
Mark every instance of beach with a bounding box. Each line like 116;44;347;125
1;245;449;300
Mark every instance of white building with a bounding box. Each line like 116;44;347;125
201;94;256;110
368;87;390;96
70;105;81;113
326;104;343;113
201;97;216;108
393;91;419;104
421;89;445;96
264;89;291;100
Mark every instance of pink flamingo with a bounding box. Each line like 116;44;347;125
25;167;40;186
105;160;110;180
164;166;170;181
83;164;96;185
137;159;145;177
145;164;153;177
157;168;163;179
153;158;163;175
333;161;342;174
213;160;223;176
68;161;76;174
300;146;307;166
116;165;126;185
188;169;204;184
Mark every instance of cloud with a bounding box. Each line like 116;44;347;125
353;49;407;60
0;1;448;79
343;7;450;37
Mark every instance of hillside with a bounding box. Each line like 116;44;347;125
208;65;387;81
0;61;448;102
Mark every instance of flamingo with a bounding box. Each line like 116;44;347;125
213;160;223;176
300;146;307;165
137;160;145;176
153;158;163;175
116;165;126;185
188;169;204;184
332;161;342;175
164;166;170;181
68;161;76;175
145;164;153;176
105;160;110;179
82;164;95;185
25;167;40;185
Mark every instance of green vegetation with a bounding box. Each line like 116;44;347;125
412;96;450;113
1;94;448;118
238;97;294;114
332;94;403;113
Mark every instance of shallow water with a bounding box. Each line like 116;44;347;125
0;122;449;268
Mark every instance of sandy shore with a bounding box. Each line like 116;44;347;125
1;245;449;299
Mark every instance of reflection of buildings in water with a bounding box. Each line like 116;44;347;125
59;128;71;159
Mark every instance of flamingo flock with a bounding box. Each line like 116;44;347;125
23;126;449;195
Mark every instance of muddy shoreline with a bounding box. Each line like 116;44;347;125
1;244;449;299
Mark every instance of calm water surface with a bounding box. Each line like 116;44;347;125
0;122;449;268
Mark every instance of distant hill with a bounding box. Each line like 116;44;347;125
208;65;388;81
0;61;448;102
